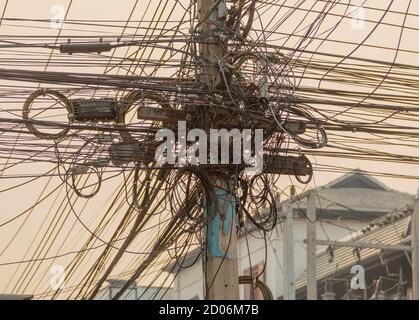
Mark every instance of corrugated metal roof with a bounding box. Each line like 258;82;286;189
283;188;413;221
295;209;412;290
278;171;414;221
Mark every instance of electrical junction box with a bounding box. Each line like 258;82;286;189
108;142;142;166
71;98;118;122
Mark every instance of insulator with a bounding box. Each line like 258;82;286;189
71;98;118;122
60;42;112;54
258;73;269;104
108;142;142;166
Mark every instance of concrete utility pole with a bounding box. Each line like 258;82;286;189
205;183;239;300
282;201;295;300
306;190;317;300
412;190;419;300
197;0;239;300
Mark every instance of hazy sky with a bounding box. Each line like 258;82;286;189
0;0;418;297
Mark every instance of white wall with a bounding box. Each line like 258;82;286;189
95;285;173;300
171;218;366;300
172;259;204;300
237;218;366;299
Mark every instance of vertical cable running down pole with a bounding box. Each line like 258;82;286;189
196;0;240;300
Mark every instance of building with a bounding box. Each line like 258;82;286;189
295;207;414;300
166;170;414;300
94;279;173;300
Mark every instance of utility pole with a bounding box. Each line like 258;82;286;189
130;0;311;301
205;183;239;300
197;0;239;300
306;190;317;300
412;190;419;300
282;201;295;300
